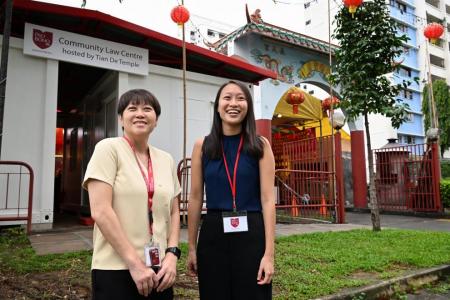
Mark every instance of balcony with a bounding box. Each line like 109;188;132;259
398;47;418;69
425;0;440;9
390;6;417;27
426;10;445;24
430;64;448;79
395;24;417;46
398;114;424;135
394;74;420;91
429;54;445;68
395;0;416;7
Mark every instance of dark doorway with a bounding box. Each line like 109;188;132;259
54;61;108;226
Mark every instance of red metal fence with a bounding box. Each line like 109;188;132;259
275;169;336;222
374;142;441;212
0;161;34;234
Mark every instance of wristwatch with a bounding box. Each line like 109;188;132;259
165;247;181;259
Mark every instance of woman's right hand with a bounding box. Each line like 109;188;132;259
187;249;198;276
129;260;158;297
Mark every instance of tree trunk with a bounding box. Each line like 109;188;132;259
0;0;13;157
364;113;381;231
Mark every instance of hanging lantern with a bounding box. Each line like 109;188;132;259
285;91;305;114
322;96;340;111
343;0;363;18
170;5;190;25
273;132;282;140
424;23;444;45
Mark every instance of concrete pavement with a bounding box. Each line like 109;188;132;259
28;212;449;255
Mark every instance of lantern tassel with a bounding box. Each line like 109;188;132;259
349;5;357;18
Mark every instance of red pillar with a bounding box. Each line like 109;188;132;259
351;130;367;208
431;142;442;211
334;132;345;224
256;119;272;144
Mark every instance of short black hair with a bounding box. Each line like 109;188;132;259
117;89;161;118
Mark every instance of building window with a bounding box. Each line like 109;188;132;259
207;29;215;37
403;89;413;100
305;20;311;26
397;66;412;78
430;54;445;68
399;134;416;144
397;23;407;33
397;3;407;13
406;113;414;122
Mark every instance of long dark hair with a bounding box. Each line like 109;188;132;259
202;81;264;160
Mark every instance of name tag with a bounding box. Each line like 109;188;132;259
144;243;161;267
222;211;248;233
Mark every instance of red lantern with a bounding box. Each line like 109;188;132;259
273;132;282;140
343;0;363;17
285;91;305;114
424;23;444;44
170;5;190;25
322;96;340;111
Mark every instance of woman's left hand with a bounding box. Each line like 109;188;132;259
257;254;274;285
155;252;178;292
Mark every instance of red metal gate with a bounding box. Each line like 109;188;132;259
0;161;34;234
274;134;345;223
374;142;441;212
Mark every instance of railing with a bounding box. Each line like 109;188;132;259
0;161;34;234
373;143;441;212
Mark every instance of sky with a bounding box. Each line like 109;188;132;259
36;0;310;36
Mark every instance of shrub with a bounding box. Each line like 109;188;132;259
441;160;450;179
441;179;450;208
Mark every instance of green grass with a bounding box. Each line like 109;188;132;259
1;227;450;299
274;229;450;299
0;227;91;274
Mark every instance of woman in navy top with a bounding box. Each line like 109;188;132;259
187;81;276;299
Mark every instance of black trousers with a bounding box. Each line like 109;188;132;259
197;211;272;300
91;269;173;300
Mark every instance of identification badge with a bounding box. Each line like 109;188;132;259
222;211;248;233
144;243;161;267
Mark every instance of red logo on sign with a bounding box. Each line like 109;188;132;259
33;29;53;49
230;218;239;228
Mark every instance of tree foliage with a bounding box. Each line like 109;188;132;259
331;0;415;231
330;0;413;127
422;80;450;156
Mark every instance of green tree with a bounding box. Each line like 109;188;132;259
422;80;450;157
330;0;413;231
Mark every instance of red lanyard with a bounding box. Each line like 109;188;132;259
123;136;155;234
221;135;244;212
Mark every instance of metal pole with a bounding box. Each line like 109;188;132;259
0;0;13;158
425;40;438;129
181;0;188;225
327;0;339;222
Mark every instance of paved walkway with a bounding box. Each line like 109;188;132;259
28;212;449;255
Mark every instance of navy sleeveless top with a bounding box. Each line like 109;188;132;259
202;134;262;212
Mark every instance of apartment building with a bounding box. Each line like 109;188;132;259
303;0;450;150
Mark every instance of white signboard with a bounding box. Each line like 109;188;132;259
24;23;148;76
